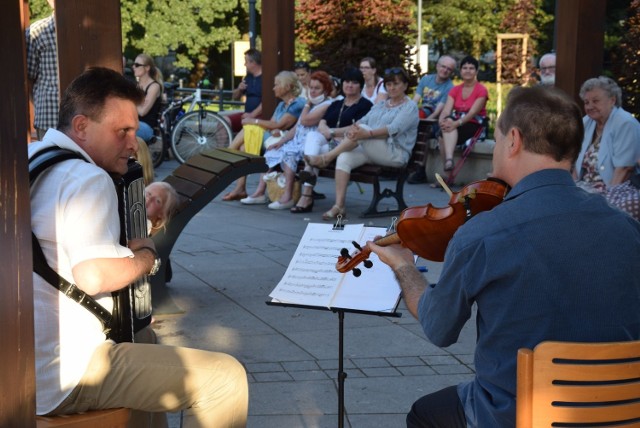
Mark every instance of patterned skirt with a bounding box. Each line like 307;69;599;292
606;180;640;221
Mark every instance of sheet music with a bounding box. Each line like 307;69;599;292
269;223;402;313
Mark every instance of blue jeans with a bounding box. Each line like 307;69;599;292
136;121;154;143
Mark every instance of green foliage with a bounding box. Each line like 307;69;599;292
498;0;553;85
422;0;514;58
295;0;417;82
26;0;52;21
120;0;240;69
611;0;640;117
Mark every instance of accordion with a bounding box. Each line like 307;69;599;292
109;159;153;343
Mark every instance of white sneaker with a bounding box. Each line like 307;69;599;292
268;199;294;210
241;195;268;205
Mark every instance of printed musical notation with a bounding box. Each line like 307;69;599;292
269;223;402;312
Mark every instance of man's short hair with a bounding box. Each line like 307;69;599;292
58;67;144;131
244;48;261;65
538;52;556;68
498;86;584;163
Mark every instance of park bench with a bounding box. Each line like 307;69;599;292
315;119;432;217
150;148;267;306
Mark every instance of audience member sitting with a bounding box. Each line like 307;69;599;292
223;71;305;201
437;55;488;172
305;67;419;220
574;76;640;219
294;60;312;99
145;181;179;236
408;54;457;184
241;71;334;210
575;76;640;192
293;67;373;213
360;57;388;105
538;52;556;86
133;53;163;144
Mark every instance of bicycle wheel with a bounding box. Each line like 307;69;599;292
148;129;166;168
170;110;233;164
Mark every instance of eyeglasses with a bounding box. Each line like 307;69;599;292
540;66;556;72
437;64;455;73
359;65;372;70
132;62;147;68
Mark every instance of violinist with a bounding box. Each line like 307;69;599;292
369;86;640;428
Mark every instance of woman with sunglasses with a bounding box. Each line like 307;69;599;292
132;54;164;143
305;67;419;220
437;55;488;172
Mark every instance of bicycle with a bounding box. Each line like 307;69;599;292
149;82;183;168
169;82;233;164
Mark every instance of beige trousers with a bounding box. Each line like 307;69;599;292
49;328;248;428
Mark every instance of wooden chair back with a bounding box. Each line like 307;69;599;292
36;408;130;428
516;340;640;428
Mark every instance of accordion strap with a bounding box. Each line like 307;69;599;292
29;146;113;336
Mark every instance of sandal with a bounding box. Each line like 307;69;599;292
444;158;454;171
322;205;346;221
304;154;330;169
290;194;314;214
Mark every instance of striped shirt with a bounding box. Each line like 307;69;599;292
26;14;59;131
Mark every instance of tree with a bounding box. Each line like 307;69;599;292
612;0;640;116
295;0;417;82
422;0;513;59
120;0;241;69
498;0;552;85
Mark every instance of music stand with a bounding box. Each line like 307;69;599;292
266;301;401;428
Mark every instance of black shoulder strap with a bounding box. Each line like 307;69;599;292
29;147;113;336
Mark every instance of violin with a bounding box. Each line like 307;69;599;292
336;176;510;276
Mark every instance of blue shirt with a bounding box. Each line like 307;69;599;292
415;74;453;114
244;73;262;114
418;169;640;427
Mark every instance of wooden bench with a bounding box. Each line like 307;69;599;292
316;119;432;217
150;148;267;303
36;408;130;427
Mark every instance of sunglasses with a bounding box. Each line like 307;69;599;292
384;67;404;75
294;61;309;69
132;63;147;68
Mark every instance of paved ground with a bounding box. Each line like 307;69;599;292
152;158;477;428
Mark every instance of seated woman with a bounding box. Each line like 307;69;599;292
145;181;179;236
133;53;163;143
241;71;334;209
223;71;306;201
574;76;640;219
305;68;419;220
292;67;373;213
437;55;488;172
360;57;388;105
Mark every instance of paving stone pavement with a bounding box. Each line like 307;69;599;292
152;158;478;428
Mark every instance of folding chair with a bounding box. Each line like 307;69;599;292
516;340;640;428
445;118;488;186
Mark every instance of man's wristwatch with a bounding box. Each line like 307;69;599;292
139;246;161;276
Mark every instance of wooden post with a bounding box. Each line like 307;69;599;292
0;0;36;426
260;0;295;118
555;0;605;106
55;1;123;94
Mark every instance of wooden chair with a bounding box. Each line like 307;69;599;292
36;408;130;428
516;340;640;428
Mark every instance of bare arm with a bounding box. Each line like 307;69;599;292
71;237;156;295
368;241;426;319
611;166;634;185
137;83;161;117
299;102;331;127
